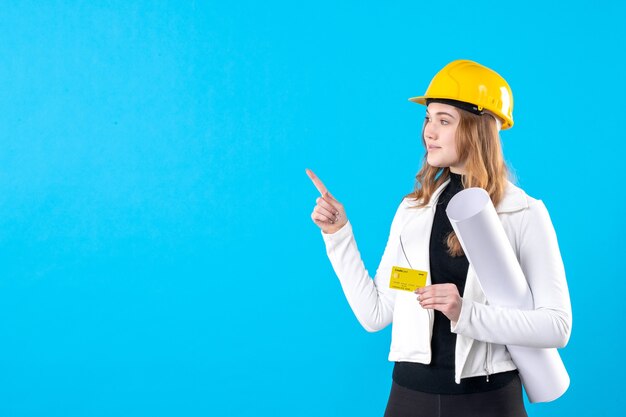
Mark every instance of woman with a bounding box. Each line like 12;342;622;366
306;59;572;417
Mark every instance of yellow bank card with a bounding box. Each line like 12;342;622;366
389;266;427;292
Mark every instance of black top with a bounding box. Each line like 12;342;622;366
392;172;517;394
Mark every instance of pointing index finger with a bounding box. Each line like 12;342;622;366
305;168;328;196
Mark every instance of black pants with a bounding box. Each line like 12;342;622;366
383;375;528;417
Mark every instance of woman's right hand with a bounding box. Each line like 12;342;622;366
305;168;348;234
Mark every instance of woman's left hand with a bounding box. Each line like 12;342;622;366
415;284;462;323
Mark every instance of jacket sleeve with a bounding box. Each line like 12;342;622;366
451;199;573;348
320;200;406;332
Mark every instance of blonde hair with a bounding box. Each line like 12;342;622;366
403;109;510;256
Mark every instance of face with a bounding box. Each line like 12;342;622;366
423;102;466;174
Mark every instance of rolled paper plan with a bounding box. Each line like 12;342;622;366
446;187;569;403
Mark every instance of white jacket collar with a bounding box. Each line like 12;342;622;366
422;178;528;214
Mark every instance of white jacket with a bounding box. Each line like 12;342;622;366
320;179;572;384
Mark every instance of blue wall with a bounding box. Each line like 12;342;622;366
1;1;623;416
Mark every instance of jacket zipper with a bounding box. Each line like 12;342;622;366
484;342;492;382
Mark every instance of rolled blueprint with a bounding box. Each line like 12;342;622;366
446;187;569;403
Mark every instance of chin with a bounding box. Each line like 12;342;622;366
427;157;454;170
427;158;443;168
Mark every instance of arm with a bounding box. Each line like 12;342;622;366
321;201;406;332
451;200;572;348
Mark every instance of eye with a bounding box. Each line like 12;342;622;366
424;116;431;123
440;119;450;126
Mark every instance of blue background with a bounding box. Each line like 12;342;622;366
1;1;623;416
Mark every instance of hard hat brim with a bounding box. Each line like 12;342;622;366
409;95;478;106
408;96;426;105
408;95;513;130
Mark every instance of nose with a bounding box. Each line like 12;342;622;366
423;120;436;140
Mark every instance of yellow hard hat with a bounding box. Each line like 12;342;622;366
409;59;514;130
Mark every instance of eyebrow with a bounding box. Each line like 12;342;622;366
426;111;457;119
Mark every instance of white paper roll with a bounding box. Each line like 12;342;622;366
446;187;569;403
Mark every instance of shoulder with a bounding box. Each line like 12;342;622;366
498;182;555;239
394;197;417;220
397;194;427;212
497;183;557;253
496;181;543;214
